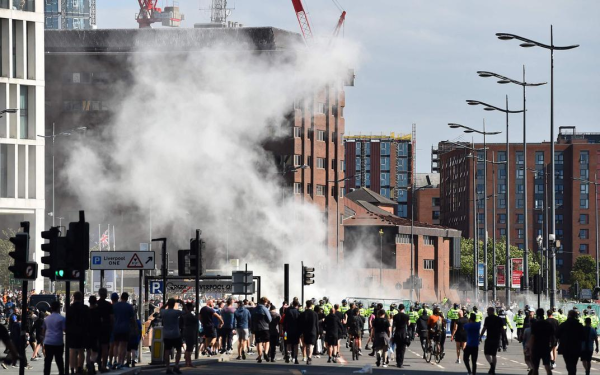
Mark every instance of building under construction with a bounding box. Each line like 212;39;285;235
344;132;414;217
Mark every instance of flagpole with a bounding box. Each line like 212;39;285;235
99;224;104;288
115;225;123;294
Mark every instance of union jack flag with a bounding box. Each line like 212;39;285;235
100;230;109;250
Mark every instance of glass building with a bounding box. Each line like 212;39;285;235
45;0;95;30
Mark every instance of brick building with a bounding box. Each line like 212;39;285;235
414;173;441;226
344;133;414;217
44;27;349;267
438;128;600;288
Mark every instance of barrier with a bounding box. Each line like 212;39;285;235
150;325;164;365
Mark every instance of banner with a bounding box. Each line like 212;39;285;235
497;265;506;287
478;263;485;287
511;258;523;289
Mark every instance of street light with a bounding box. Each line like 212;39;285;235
449;122;501;304
37;124;87;226
497;27;579;309
477;69;546;293
573;174;599;289
466;98;524;307
408;183;433;301
329;176;353;265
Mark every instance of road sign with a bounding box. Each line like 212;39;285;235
149;280;233;295
90;251;155;270
581;289;593;300
232;271;254;294
93;281;114;292
478;263;485;287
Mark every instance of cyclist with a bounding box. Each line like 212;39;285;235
426;307;444;361
416;308;430;359
345;307;363;358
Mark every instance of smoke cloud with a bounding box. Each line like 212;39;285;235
62;31;364;302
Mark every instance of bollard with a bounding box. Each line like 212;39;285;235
150;326;164;365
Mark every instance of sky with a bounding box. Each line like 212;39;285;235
98;0;600;172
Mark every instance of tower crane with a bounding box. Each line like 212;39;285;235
136;0;184;29
290;0;346;46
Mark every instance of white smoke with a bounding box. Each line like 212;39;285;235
62;31;363;303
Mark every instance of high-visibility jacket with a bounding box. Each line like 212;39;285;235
388;309;398;318
409;311;419;324
556;313;567;324
339;305;350;314
513;314;524;328
590;315;599;329
324;303;333;315
447;309;460;320
359;308;366;317
474;311;483;323
418;308;433;317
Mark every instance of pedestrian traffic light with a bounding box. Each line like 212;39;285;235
41;226;61;281
8;222;37;280
303;266;315;285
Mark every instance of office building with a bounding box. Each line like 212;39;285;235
438;129;600;292
343;132;414;217
45;0;96;30
0;0;46;291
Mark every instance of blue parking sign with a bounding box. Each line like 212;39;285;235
150;281;163;294
92;256;101;265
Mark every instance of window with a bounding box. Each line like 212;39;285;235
317;130;326;141
498;214;506;224
537;214;543;224
518;243;524;250
555;214;563;224
498;198;506;209
498;152;507;162
536;229;543;237
423;259;435;270
307;183;312;195
397;142;409;156
477;213;484;223
293;155;302;166
517;229;524;239
293;183;303;194
499;228;506;237
477;184;484;194
396;158;408;171
317;102;326;114
20;86;28;139
580;214;588;224
316;185;326;196
581;199;589;209
381;142;390;156
380;172;390;186
498;169;506;179
381;157;390;170
331;159;336;170
380;188;390;198
478;228;485;238
293;127;302;138
365;173;370;187
432;197;440;206
498;184;506;193
516;199;524;209
424;236;435;246
316;158;325;169
535;152;544;165
516;151;524;165
580;244;589;253
580;151;589;164
517;214;524;224
397;173;408;187
556;184;564;194
476;169;484;179
557;259;564;268
365;143;371;156
517;184;524;194
397;188;408;202
535;199;544;209
579;229;589;239
535;184;544;194
356;142;361;153
580;184;589;194
555;152;564;165
306;156;312;166
556;198;563;207
555;170;564;179
581;169;590;179
396;234;411;244
516;169;524;179
556;229;564;238
432;211;440;220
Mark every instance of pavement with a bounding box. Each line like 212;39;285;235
7;339;599;375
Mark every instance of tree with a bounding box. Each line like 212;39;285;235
0;229;18;289
460;237;540;287
570;255;596;295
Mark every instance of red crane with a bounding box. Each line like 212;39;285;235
332;10;346;39
291;0;314;44
136;0;183;28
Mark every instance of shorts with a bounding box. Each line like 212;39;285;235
99;330;111;345
127;342;139;351
184;336;196;353
236;328;249;340
66;334;85;350
454;333;467;343
86;336;99;351
255;330;269;344
348;328;359;338
580;350;593;362
164;337;182;351
203;326;217;339
113;332;130;343
532;350;551;368
484;339;499;356
325;335;338;346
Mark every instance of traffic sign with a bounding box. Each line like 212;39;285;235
149;280;233;295
90;251;155;270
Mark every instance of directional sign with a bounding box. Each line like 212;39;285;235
149;280;233;295
90;251;155;270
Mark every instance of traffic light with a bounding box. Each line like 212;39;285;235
303;266;315;285
8;224;37;280
67;212;90;271
41;226;60;281
189;238;205;276
532;275;541;295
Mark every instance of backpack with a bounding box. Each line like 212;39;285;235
434;316;443;332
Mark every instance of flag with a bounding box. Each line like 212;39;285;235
100;230;109;250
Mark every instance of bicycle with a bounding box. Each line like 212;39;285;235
424;334;443;364
349;332;360;360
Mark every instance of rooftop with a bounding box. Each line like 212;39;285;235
45;27;302;53
346;187;397;206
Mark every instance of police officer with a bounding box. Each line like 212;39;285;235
580;309;589;325
472;306;483;323
322;297;333;316
556;308;567;324
497;308;513;351
513;309;525;341
388;303;398;319
418;303;433;317
590;310;599;330
339;300;350;315
408;306;418;341
447;303;460;332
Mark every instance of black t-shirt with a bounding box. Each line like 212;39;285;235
456;317;468;336
483;315;504;341
97;299;113;329
0;324;9;343
392;312;409;331
372;317;390;335
66;301;90;336
531;319;554;354
546;318;559;341
199;306;215;328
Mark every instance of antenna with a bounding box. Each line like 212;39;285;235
200;0;235;26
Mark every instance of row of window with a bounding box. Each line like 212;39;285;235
0;0;34;12
63;100;110;112
492;213;590;225
354;141;410;157
293;183;343;197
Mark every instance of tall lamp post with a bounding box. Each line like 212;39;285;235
449;122;501;304
37;124;87;226
496;27;579;308
573;173;599;288
466;99;524;307
477;70;546;292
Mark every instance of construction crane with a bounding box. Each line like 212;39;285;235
290;0;346;45
136;0;184;28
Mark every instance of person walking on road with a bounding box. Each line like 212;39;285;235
181;302;198;368
112;293;136;370
463;313;480;375
528;308;554;375
324;306;343;363
160;298;184;374
200;299;224;357
546;309;560;370
234;300;251;360
251;297;272;363
219;299;236;355
268;304;280;363
65;291;90;375
451;310;467;364
371;309;391;368
557;310;584;375
581;317;598;375
416;308;430;359
283;300;301;364
96;288;113;373
42;301;66;375
392;304;410;368
299;300;318;365
480;307;503;375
